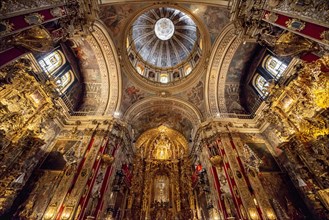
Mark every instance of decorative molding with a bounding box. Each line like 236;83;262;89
86;21;121;116
205;23;240;116
320;30;329;44
0;20;14;36
268;2;329;28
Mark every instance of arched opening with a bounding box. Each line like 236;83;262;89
38;50;66;75
262;55;287;80
55;70;74;93
253;73;269;98
125;125;196;219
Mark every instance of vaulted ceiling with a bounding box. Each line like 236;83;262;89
68;1;263;140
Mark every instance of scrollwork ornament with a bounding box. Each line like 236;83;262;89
320;30;329;44
0;21;14;37
264;12;278;23
50;7;66;17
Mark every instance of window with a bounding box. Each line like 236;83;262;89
55;70;74;93
38;50;66;75
160;74;169;83
173;72;180;79
136;63;144;75
253;74;269;98
263;55;287;79
185;66;192;76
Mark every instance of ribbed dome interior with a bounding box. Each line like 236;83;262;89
131;7;198;68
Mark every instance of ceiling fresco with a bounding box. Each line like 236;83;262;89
69;38;104;113
175;77;207;117
224;42;259;114
124;98;201;140
99;2;259;121
130;106;194;141
99;3;148;44
181;4;230;44
99;3;230;46
99;2;230;119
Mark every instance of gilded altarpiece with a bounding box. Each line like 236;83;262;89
125;126;197;220
0;54;62;215
261;55;329;219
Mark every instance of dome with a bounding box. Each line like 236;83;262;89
126;7;202;84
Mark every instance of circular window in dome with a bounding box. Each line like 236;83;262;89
126;7;202;84
155;18;175;40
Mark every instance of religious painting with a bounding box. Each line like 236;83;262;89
226;43;258;83
40;140;80;170
187;81;204;107
153;175;170;203
261;126;283;156
67;37;107;113
224;42;259;114
125;85;144;104
225;84;247;114
120;82;146;113
70;38;100;73
245;142;280;172
99;3;147;38
259;173;311;219
29;89;46;106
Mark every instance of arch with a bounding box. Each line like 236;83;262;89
92;21;122;115
38;50;66;75
136;125;188;160
205;23;239;116
124;97;202;140
72;21;121;115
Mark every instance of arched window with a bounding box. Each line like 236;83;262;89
160;73;169;83
185;66;192;76
55;70;74;93
38;50;66;75
262;55;287;79
253;74;269;98
136;63;144;75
